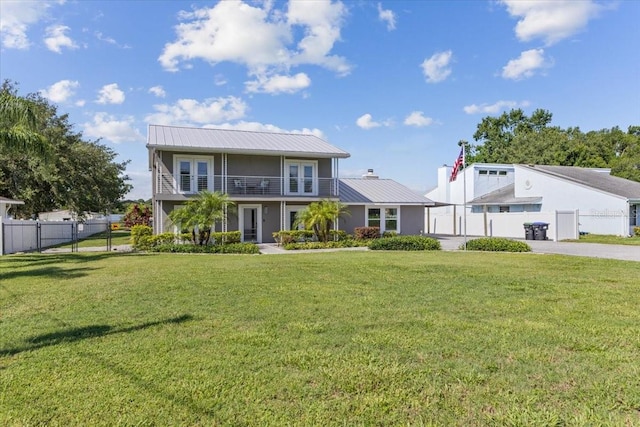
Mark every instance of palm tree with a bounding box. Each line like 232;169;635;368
295;199;350;243
168;191;235;245
0;91;49;157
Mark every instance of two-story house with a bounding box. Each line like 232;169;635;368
148;125;434;242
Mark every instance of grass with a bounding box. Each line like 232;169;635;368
1;251;639;426
52;230;131;249
564;234;640;246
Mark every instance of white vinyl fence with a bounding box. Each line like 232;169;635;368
425;208;581;241
1;218;109;255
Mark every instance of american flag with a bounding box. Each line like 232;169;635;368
449;148;463;182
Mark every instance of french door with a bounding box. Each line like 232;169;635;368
176;157;212;194
286;161;316;195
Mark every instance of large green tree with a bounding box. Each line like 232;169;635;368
0;82;49;157
467;108;640;182
0;82;131;217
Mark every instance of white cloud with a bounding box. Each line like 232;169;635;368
356;113;382;130
245;72;311;94
148;85;166;98
421;50;453;83
214;74;228;86
377;3;396;31
499;0;603;45
96;83;125;104
83;113;144;143
44;25;78;53
463;100;530;115
122;169;152;201
0;0;57;49
40;80;79;103
502;48;549;80
145;96;248;126
403;111;434;127
158;1;350;94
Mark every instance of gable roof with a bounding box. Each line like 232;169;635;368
339;178;435;205
469;183;542;206
147;125;350;158
520;165;640;199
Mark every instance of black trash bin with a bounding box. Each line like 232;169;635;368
523;222;534;240
532;222;549;240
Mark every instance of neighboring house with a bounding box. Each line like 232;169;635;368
1;197;23;255
1;196;24;219
426;163;640;237
147;125;434;242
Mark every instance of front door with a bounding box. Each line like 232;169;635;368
239;204;262;243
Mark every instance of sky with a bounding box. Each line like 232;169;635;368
1;0;639;200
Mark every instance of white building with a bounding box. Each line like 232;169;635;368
426;164;640;239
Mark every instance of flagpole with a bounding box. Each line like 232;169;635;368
460;141;467;250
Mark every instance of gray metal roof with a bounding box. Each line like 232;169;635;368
469;184;542;206
521;165;640;199
339;178;435;205
0;196;24;204
147;125;350;158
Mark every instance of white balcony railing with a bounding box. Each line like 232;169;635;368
156;174;339;197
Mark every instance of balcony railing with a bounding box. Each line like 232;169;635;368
156;173;339;197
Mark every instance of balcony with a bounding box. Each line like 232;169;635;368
156;173;339;198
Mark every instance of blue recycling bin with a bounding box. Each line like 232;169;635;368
532;222;549;240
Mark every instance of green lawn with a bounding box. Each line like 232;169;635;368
1;251;639;426
563;234;640;246
52;230;131;249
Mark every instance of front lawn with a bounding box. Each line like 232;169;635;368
1;252;638;426
564;234;640;246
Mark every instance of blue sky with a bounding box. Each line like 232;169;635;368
1;0;638;200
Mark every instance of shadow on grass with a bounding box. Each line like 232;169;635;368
1;314;193;357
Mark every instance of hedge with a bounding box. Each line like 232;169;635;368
151;243;260;254
462;237;531;252
368;235;441;251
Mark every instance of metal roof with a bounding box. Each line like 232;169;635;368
469;184;542;206
0;196;24;204
339;178;435;205
147;124;350;158
521;165;640;199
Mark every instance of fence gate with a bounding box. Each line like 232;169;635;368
556;210;579;241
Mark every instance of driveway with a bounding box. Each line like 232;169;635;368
434;235;640;262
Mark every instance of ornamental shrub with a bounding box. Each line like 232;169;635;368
368;235;441;251
273;230;315;245
131;225;153;250
211;231;241;244
354;226;380;240
634;226;640;237
284;239;369;250
462;237;531;252
151;242;260;254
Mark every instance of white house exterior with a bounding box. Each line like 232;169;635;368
426;164;640;239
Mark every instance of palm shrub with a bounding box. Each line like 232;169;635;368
462;237;531;252
168;191;235;245
294;200;350;243
369;235;441;251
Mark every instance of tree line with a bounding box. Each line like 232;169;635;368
465;108;640;182
1;81;131;218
